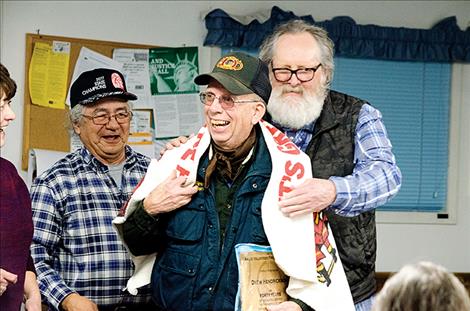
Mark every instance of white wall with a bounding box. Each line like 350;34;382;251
1;1;469;272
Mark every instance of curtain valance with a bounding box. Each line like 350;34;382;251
203;6;470;62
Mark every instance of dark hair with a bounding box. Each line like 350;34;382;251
0;63;17;100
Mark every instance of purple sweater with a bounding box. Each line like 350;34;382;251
0;158;35;311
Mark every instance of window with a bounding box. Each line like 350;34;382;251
332;57;451;219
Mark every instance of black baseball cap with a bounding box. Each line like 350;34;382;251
194;52;271;104
70;68;137;108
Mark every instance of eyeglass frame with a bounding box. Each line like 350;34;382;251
271;63;322;83
199;91;261;110
81;110;133;125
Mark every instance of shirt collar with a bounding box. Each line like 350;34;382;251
271;120;316;134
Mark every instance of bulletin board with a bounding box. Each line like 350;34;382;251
22;33;157;170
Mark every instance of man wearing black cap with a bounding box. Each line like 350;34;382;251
117;53;314;311
30;68;153;310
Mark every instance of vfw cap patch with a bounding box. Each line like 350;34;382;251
216;56;244;71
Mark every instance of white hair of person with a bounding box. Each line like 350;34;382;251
372;261;470;311
259;19;335;88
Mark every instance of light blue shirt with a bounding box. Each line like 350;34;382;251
276;103;402;217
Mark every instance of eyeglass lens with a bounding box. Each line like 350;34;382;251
199;92;235;109
272;64;321;83
91;111;131;125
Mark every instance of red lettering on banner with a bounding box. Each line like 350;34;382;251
176;165;190;177
180;132;205;161
192;132;204;148
278;161;305;200
277;142;300;155
264;122;278;135
264;122;300;155
278;175;293;199
181;148;196;161
285;161;305;179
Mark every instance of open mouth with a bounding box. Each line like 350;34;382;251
102;135;120;142
211;120;230;128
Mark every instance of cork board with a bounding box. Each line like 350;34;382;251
22;33;157;170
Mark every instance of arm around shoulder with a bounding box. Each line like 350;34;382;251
122;200;163;256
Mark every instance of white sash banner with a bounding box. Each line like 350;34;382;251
113;120;354;310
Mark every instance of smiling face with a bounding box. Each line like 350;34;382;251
204;81;265;151
268;32;328;128
0;91;16;148
73;98;131;165
270;32;325;98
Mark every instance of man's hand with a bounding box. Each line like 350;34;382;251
159;134;192;156
143;170;198;216
279;178;336;217
267;301;302;311
60;293;98;311
0;268;17;296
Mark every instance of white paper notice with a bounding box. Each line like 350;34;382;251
65;47;123;106
153;93;204;138
113;49;152;108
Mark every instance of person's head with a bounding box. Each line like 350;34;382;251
69;68;137;165
259;19;335;129
194;52;271;150
0;63;17;148
372;261;470;311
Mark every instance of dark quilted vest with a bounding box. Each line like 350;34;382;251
306;90;377;303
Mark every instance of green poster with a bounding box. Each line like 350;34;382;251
149;46;199;95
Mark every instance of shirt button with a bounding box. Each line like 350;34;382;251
226;204;231;209
208;287;213;292
252;183;258;189
208;224;213;228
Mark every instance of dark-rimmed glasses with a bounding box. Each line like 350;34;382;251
199;92;260;110
82;110;133;125
272;64;322;83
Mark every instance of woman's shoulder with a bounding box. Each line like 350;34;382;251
0;157;18;175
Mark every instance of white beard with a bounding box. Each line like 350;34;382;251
267;85;326;130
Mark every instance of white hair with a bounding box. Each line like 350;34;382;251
372;261;470;311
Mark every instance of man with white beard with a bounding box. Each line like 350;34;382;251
259;19;402;311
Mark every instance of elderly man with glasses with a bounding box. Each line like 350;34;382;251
114;52;351;311
258;20;402;311
30;68;154;311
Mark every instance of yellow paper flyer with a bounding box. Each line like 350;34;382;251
29;41;70;109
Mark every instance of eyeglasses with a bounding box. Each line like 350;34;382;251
272;64;322;83
199;92;260;110
82;110;133;125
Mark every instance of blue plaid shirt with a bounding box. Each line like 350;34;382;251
276;103;401;217
30;146;151;310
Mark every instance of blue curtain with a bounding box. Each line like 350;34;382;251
204;6;470;63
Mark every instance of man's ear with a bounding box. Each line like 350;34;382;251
252;102;266;124
72;122;81;135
